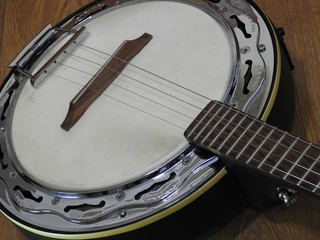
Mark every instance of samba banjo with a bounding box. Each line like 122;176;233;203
0;0;318;239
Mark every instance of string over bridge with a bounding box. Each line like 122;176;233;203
61;33;153;131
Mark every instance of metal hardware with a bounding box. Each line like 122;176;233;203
230;100;239;108
115;190;126;201
278;188;299;207
52;197;60;205
180;154;192;166
73;0;109;25
218;7;228;13
9;24;53;68
0;127;5;134
8;1;107;78
119;209;127;218
9;171;17;179
8;26;87;87
258;44;266;53
222;4;270;115
240;46;251;54
31;26;88;87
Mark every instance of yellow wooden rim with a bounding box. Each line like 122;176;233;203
260;16;282;122
2;168;227;239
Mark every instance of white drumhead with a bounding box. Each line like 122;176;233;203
11;1;234;191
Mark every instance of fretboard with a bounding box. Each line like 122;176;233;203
184;100;320;197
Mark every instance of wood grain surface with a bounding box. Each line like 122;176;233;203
0;0;319;239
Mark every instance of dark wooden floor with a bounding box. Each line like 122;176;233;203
0;0;319;239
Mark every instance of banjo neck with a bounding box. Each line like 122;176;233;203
184;100;320;198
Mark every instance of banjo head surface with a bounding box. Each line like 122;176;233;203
0;0;280;238
11;1;234;191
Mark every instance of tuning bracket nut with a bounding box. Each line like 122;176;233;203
277;188;299;207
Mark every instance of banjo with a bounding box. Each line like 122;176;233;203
0;0;317;239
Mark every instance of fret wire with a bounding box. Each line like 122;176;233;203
313;182;320;193
236;123;270;161
218;111;243;152
249;132;284;173
246;125;275;164
194;101;225;143
226;118;255;156
231;147;319;189
267;136;297;173
213;102;260;127
225;144;319;190
188;101;220;141
198;114;319;178
301;152;320;187
215;126;320;180
200;107;231;143
186;101;320;191
203;108;232;146
196;122;320;189
256;139;284;169
192;101;320;166
284;142;311;180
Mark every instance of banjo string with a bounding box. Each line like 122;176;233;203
221;148;319;188
188;108;320;180
48;42;211;122
50;72;186;130
45;45;320;179
199;105;320;165
46;81;320;189
186;111;320;186
48;46;209;128
60;54;203;110
50;70;194;122
53;57;320;167
51;64;320;181
77;43;211;102
52;61;201;119
48;68;193;130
